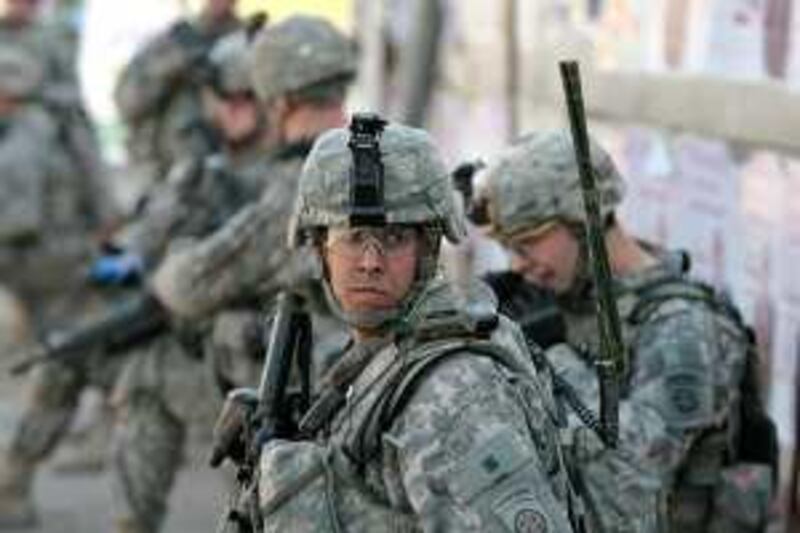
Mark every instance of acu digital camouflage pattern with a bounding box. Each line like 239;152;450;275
0;102;104;327
290;123;466;247
117;26;266;265
259;279;576;532
114;13;241;181
248;15;357;102
0;13;81;110
481;130;762;531
0;45;43;98
151;15;358;319
117;133;270;265
0;12;115;227
479;129;625;242
107;127;277;532
208;28;253;95
152;143;311;319
545;249;756;532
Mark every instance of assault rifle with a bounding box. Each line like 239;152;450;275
559;60;626;447
7;293;168;376
212;291;311;533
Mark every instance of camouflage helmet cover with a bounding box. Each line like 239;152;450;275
249;15;356;102
208;29;253;94
0;46;44;99
289;120;467;247
481;129;625;242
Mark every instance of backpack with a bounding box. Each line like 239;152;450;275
629;277;779;482
629;277;777;532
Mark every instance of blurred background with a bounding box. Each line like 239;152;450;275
0;0;798;531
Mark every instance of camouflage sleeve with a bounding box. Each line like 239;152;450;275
114;29;194;122
117;158;206;263
387;353;575;532
150;159;304;318
0;115;52;242
545;345;664;531
39;24;83;110
571;301;724;482
150;198;296;319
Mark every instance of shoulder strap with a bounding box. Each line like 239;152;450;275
349;339;519;464
629;276;747;336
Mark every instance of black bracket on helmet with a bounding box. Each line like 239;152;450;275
348;113;388;226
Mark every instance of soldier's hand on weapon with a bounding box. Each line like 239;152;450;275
88;249;144;286
209;388;261;468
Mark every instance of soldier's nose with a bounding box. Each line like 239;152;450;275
356;244;385;273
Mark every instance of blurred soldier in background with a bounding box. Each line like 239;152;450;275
106;16;356;533
0;0;115;234
0;37;109;335
0;42;115;526
0;19;271;532
478;130;775;533
150;14;357;375
114;0;241;188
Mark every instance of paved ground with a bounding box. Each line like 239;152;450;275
0;376;231;532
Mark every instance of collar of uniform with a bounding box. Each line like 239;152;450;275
555;242;688;315
398;277;499;346
270;137;317;161
195;13;241;37
614;243;688;294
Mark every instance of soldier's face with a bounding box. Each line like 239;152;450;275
509;222;581;295
210;94;259;144
204;0;236;19
323;225;420;323
0;94;16;116
4;0;39;23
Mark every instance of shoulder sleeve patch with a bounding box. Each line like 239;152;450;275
448;430;531;505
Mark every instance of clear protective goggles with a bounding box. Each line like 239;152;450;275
325;225;419;259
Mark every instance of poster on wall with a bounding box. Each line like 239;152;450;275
736;151;786;424
698;0;767;81
667;135;740;293
612;127;678;247
594;0;650;70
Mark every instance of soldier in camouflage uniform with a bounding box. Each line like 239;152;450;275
0;43;114;527
0;0;114;230
107;17;356;533
114;0;241;186
150;15;357;368
0;27;269;532
478;129;772;532
211;116;578;531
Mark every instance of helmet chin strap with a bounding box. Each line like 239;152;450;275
321;279;400;333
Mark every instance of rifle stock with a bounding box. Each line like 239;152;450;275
559;60;626;448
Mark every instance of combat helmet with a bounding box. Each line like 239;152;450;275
479;129;625;243
0;46;43;100
290;113;467;328
207;15;266;96
249;15;357;102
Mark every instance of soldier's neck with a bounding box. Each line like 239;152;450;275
282;105;348;146
605;224;658;278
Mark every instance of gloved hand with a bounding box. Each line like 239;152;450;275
209;388;260;468
88;251;144;286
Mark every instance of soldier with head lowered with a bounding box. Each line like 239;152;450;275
477;129;774;532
